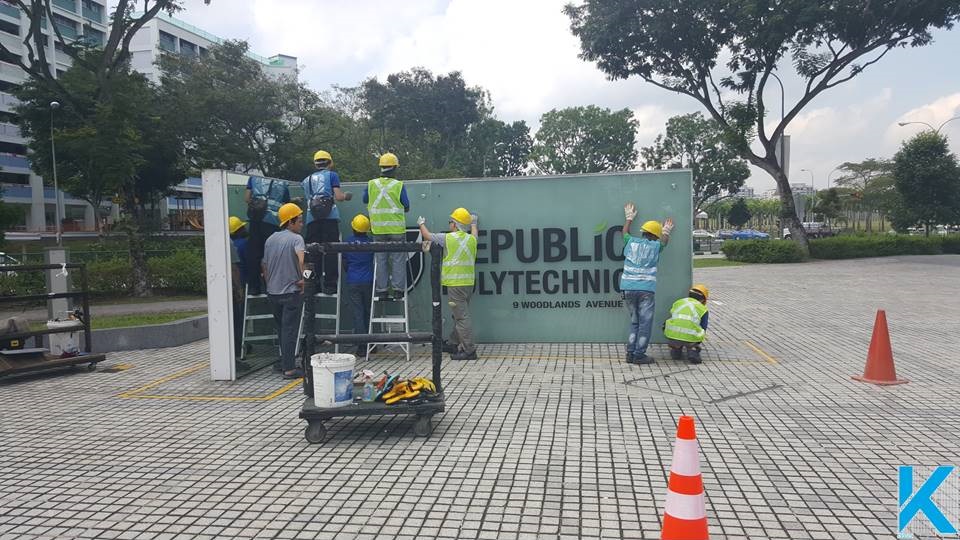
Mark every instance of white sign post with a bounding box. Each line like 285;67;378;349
201;169;236;381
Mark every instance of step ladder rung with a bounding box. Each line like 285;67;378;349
243;336;276;342
314;314;338;320
371;317;408;323
244;314;275;321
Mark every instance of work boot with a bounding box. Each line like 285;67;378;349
391;289;405;300
450;350;478;361
686;348;702;364
633;354;655;365
625;352;636;364
669;347;683;360
442;341;460;354
321;284;337;296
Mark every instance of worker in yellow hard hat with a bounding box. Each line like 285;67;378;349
620;202;674;365
262;202;306;379
344;214;376;356
228;216;249;357
244;175;291;295
663;284;710;364
417;207;480;360
364;152;412;300
301;150;353;295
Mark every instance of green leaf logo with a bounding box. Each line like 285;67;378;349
593;220;608;234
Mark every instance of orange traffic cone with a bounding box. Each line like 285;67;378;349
852;310;908;385
661;415;709;540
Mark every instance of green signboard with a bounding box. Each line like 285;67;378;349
225;170;692;343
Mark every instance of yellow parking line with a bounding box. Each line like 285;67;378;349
744;340;779;365
117;363;302;402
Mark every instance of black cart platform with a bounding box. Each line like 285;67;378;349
298;241;446;443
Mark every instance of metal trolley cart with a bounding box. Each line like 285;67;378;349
0;263;106;377
298;241;445;443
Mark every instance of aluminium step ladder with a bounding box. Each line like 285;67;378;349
295;254;342;358
240;284;277;360
366;257;410;361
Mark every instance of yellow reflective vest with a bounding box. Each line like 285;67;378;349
442;231;477;287
367;177;405;235
663;297;708;343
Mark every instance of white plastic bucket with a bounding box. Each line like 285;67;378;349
47;320;80;357
310;353;356;408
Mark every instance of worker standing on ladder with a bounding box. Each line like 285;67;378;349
364;153;411;300
245;176;290;295
302;150;353;295
229;216;249;357
417;208;479;361
344;214;375;356
262;203;306;379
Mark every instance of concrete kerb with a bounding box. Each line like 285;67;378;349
44;315;209;354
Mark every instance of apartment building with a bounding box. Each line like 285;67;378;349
0;5;296;236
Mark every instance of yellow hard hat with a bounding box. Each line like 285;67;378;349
278;203;303;226
641;220;663;238
313;150;332;163
690;284;709;301
379;152;399;168
351;214;371;233
228;216;246;234
450;207;471;226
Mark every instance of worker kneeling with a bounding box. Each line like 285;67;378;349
663;284;710;364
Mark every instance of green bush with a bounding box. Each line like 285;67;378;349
85;258;135;294
148;250;206;294
809;235;943;259
942;234;960;254
0;269;46;297
721;240;805;263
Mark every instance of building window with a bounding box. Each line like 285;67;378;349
0;80;18;93
53;0;75;13
0;111;17;124
0;141;27;155
0;18;16;36
81;24;103;46
81;0;103;23
199;46;208;57
0;1;19;20
52;13;77;39
158;30;176;53
0;171;29;184
179;39;197;57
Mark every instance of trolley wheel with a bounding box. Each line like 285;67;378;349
413;416;433;437
304;422;327;444
87;362;97;372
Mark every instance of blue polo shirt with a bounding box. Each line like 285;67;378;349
343;234;374;285
301;170;342;224
620;233;662;292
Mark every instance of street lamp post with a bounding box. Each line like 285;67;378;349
897;116;960;135
769;72;786;177
827;167;842;189
50;101;62;246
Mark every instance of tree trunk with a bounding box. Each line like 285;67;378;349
751;159;809;253
123;195;151;298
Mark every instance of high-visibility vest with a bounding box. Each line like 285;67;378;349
663;297;708;343
367;177;404;234
442;231;477;287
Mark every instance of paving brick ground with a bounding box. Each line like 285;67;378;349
2;254;959;539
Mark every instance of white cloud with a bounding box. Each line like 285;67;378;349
884;92;960;147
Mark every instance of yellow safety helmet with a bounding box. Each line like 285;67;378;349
690;284;709;301
228;216;246;234
351;214;371;233
450;207;471;226
640;220;663;238
278;203;303;227
379;152;399;168
313;150;332;163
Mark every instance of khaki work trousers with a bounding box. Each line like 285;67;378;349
447;285;475;354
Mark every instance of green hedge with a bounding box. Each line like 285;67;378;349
942;235;960;254
809;235;946;259
148;250;206;294
86;258;136;294
721;240;805;263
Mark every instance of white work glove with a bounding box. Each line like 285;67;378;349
417;216;426;226
624;202;637;221
662;218;675;235
470;214;478;226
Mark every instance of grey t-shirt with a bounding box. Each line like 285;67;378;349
263;229;305;295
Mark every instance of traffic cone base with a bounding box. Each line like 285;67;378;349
661;416;709;540
853;309;908;386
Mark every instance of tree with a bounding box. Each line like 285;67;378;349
159;41;319;178
812;188;844;224
892;131;960;235
463;118;532;177
567;0;960;252
834;158;896;231
727;198;752;229
532;106;638;174
0;192;24;247
16;52;188;296
641;112;750;209
361;68;488;176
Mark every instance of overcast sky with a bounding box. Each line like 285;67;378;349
129;0;960;191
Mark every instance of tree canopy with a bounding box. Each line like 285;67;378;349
566;0;960;249
532;105;638;175
892;131;960;234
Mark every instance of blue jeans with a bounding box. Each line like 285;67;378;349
624;290;655;357
347;283;372;345
270;292;303;372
